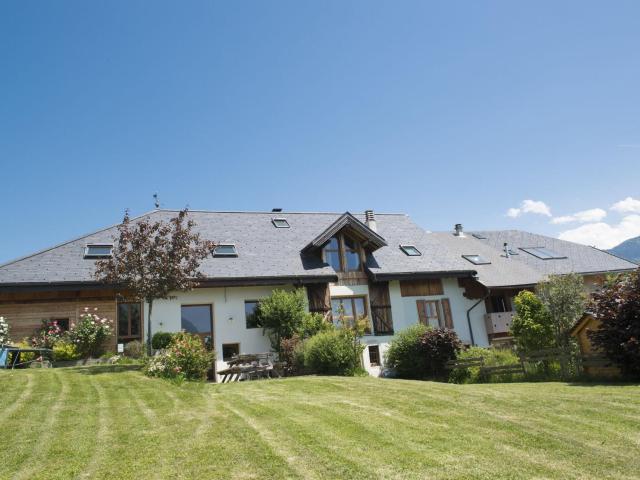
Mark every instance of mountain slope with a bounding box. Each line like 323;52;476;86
609;236;640;264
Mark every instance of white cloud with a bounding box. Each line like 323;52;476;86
550;208;607;224
611;196;640;214
506;199;552;218
558;214;640;249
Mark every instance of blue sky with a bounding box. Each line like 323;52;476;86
2;1;640;263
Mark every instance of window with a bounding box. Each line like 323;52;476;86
343;237;361;271
520;247;566;260
322;234;363;272
331;296;371;334
272;218;290;228
213;244;238;257
245;301;260;329
84;244;113;258
462;254;491;265
368;345;380;366
222;343;240;361
323;237;342;270
416;300;441;328
49;318;70;332
400;245;422;256
416;299;454;329
117;303;141;340
181;305;213;349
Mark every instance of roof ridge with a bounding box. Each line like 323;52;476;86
155;209;407;216
0;210;159;270
591;245;640;266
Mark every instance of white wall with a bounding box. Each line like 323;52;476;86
142;277;489;380
144;285;290;376
386;278;489;347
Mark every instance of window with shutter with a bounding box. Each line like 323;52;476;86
416;300;441;328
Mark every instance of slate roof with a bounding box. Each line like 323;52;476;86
0;211;635;289
430;230;638;288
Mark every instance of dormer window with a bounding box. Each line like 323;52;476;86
272;218;290;228
84;244;113;258
322;234;362;272
400;245;421;256
213;244;238;257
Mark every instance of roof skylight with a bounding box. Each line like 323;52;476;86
213;244;238;257
84;244;113;259
272;218;290;228
462;254;491;265
400;245;422;256
520;247;566;260
472;233;487;240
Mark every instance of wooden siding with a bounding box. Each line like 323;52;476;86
0;291;118;349
400;278;443;297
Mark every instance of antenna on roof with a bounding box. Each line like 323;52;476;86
153;193;160;209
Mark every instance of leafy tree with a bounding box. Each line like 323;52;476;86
95;209;214;354
589;269;640;378
510;291;554;353
536;274;586;351
257;288;323;353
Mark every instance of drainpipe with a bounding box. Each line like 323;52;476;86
466;287;490;346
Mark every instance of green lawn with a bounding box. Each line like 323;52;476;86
1;367;639;479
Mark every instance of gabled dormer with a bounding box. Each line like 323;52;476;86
302;212;387;275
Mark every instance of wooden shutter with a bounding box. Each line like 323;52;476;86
416;300;427;325
306;283;331;314
369;281;394;335
401;278;443;297
441;298;453;329
428;278;444;295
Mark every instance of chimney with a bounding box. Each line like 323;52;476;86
454;223;464;237
365;210;377;232
504;242;510;258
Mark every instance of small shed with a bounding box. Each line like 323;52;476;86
570;313;620;377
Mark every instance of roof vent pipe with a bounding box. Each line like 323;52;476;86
365;210;377;232
454;223;464;237
504;242;510;259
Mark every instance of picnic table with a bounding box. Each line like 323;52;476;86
217;352;285;383
0;345;53;369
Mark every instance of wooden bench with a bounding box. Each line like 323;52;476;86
217;352;285;383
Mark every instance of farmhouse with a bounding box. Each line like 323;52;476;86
0;209;635;377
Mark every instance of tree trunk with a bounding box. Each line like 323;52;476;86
147;299;154;356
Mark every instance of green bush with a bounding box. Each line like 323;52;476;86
511;291;554;354
53;341;82;361
124;340;144;359
385;324;430;379
419;328;462;379
303;330;361;375
151;332;174;350
449;347;521;383
144;332;214;381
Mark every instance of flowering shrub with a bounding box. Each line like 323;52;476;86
31;319;65;349
144;332;214;381
67;308;114;359
53;340;81;361
0;316;9;345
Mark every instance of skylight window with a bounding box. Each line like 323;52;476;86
400;245;422;256
462;254;491;265
213;244;238;257
84;244;113;258
520;247;566;260
472;233;487;240
272;218;290;228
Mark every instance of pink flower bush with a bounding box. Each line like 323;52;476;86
144;332;214;381
66;309;114;359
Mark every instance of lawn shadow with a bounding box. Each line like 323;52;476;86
66;364;142;375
